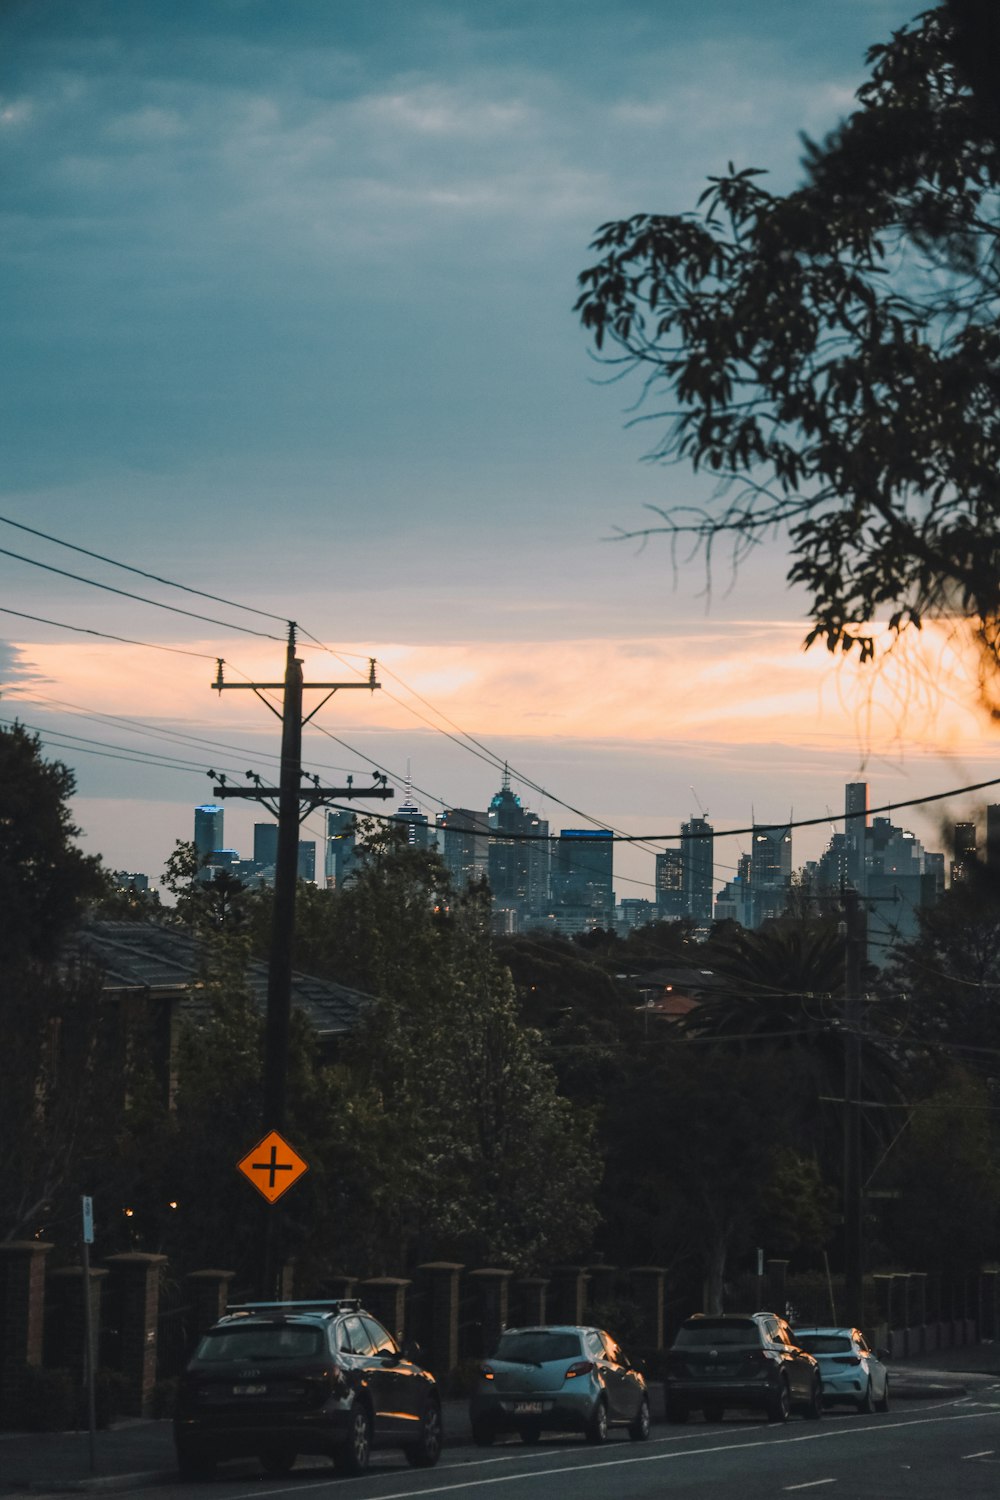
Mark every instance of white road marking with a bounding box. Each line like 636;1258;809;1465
962;1449;996;1458
222;1409;1000;1500
784;1481;835;1491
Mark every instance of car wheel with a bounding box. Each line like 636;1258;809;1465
405;1399;442;1467
471;1416;497;1447
875;1377;890;1413
857;1379;876;1415
665;1400;689;1424
175;1442;216;1481
334;1404;371;1475
766;1380;791;1424
803;1377;824;1421
259;1448;295;1477
702;1400;725;1423
628;1395;651;1441
585;1399;609;1444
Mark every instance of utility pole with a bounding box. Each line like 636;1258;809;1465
842;886;866;1327
211;623;393;1294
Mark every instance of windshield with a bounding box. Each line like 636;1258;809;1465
673;1321;757;1348
492;1331;583;1364
796;1334;854;1355
194;1323;323;1362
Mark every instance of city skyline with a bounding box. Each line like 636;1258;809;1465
4;0;999;892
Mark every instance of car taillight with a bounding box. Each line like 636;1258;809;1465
564;1361;595;1380
480;1365;496;1381
832;1355;861;1366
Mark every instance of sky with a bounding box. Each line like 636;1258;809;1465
3;0;995;906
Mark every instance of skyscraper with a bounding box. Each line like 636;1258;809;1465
655;847;685;918
681;816;714;922
325;809;359;888
750;823;792;926
951;820;977;885
487;769;549;931
395;797;431;848
254;822;278;871
194;804;224;864
844;781;869;890
436;807;489;891
551;830;614;921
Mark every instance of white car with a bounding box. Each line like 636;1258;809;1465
793;1327;889;1413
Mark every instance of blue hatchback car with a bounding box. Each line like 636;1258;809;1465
793;1327;890;1413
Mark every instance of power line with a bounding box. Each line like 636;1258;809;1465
0;513;289;624
0;605;218;659
0;545;285;641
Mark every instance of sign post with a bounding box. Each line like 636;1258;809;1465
81;1196;97;1476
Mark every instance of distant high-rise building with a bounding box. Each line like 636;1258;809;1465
844;781;869;889
254;822;278;871
487;768;549;931
297;841;316;882
750;822;792;926
194;804;224;863
436;808;489;891
951;820;977;885
113;871;149;893
551;830;614;920
395;797;431;848
681;816;714;922
865;815;927;961
655;848;686;918
325;809;359;888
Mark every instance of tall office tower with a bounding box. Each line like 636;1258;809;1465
844;781;869;889
436;808;489;891
297;841;316;882
655;848;686;918
923;850;945;905
817;832;849;892
194;804;224;863
395;796;431;848
987;805;1000;870
681;816;714;922
865;815;927;961
254;822;279;872
951;820;977;884
325;809;359;888
487;768;550;930
750;822;792;927
552;830;614;919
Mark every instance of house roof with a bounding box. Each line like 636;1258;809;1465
75;920;371;1038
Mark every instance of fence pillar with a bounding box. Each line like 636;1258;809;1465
47;1265;108;1383
0;1241;53;1428
105;1252;167;1417
547;1267;589;1326
361;1278;411;1343
628;1267;666;1351
186;1270;235;1342
466;1269;512;1359
416;1263;463;1382
908;1272;928;1352
510;1277;547;1327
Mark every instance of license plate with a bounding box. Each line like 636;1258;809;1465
514;1401;543;1414
233;1383;266;1395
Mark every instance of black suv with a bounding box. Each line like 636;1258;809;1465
173;1299;442;1479
664;1312;822;1424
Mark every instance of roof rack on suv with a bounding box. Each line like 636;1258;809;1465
224;1299;363;1317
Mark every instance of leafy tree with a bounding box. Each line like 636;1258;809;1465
0;722;104;968
576;6;1000;676
880;1065;1000;1275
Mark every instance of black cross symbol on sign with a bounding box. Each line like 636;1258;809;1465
252;1144;293;1190
238;1131;307;1202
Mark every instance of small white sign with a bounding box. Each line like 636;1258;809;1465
82;1195;94;1245
756;1247;764;1277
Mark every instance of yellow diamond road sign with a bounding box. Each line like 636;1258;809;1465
237;1131;309;1204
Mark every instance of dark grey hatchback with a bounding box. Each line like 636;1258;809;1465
664;1312;823;1424
173;1300;441;1479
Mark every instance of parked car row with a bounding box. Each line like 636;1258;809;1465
172;1304;890;1478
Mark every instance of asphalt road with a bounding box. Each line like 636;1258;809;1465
18;1387;995;1500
